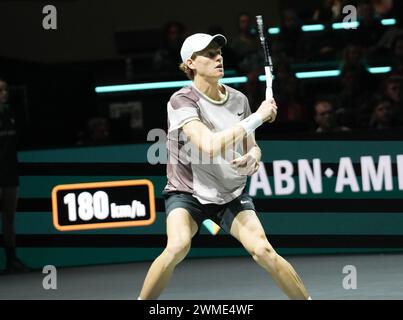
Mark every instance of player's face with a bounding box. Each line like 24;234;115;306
192;44;224;79
0;81;9;104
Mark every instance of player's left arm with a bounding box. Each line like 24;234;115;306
231;134;261;176
245;134;261;163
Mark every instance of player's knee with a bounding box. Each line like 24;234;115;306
254;245;281;274
251;242;276;264
166;239;191;263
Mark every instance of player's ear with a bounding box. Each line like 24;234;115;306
187;58;196;70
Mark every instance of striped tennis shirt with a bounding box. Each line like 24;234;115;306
164;84;252;204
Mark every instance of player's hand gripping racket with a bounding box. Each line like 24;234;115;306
256;15;276;122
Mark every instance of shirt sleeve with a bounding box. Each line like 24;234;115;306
167;94;200;132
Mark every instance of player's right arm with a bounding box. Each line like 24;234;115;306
182;100;277;158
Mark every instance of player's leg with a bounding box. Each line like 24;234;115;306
139;208;198;299
230;210;310;300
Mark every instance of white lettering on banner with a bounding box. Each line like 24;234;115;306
397;155;403;190
298;159;322;194
335;157;360;193
361;156;393;192
248;155;403;196
273;160;295;195
249;162;272;196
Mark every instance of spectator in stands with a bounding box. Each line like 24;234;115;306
370;12;403;58
334;66;372;128
309;0;345;62
312;0;344;23
339;44;373;88
372;0;395;18
153;21;185;73
230;12;261;73
340;44;368;71
381;76;403;120
390;35;403;76
77;117;111;146
230;12;264;110
355;0;384;49
314;100;351;132
273;61;307;124
274;9;305;62
0;78;30;274
306;23;338;62
357;75;402;127
368;99;402;129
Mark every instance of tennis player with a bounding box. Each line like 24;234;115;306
139;33;311;300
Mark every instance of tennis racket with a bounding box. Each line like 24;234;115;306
256;15;276;122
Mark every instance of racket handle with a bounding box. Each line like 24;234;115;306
265;87;273;101
264;66;275;122
264;66;273;101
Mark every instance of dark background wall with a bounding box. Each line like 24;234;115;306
0;0;295;149
2;1;401;150
0;0;282;63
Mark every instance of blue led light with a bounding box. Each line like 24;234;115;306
302;24;325;32
268;27;280;34
295;70;341;79
332;21;360;30
220;76;248;84
96;77;248;93
381;18;396;26
95;80;191;93
368;66;392;74
95;68;392;93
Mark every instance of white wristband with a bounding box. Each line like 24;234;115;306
238;113;263;136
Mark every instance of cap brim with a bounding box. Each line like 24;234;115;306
211;34;227;47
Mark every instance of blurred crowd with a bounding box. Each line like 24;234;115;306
3;0;403;150
149;0;403;134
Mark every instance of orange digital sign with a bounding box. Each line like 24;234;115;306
51;180;156;231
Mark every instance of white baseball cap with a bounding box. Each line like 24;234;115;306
180;33;227;63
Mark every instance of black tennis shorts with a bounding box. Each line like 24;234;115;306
163;191;256;234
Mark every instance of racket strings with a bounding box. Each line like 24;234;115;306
256;15;273;72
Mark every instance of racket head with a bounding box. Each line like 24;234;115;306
255;15;273;71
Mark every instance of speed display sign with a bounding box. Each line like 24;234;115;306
51;180;156;231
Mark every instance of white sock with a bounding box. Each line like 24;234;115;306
137;296;142;300
308;296;312;300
